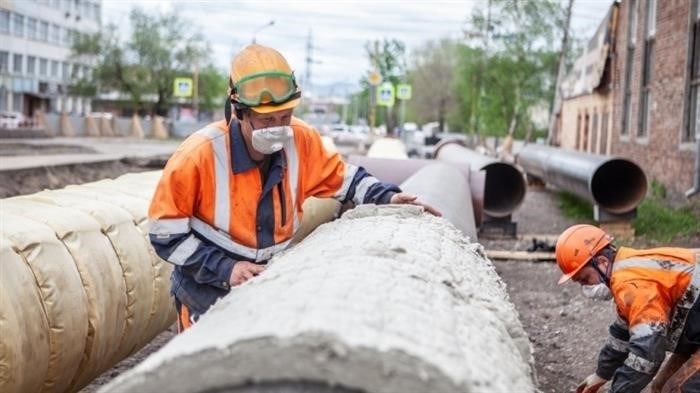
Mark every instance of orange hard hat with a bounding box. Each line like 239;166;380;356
230;44;300;114
555;224;613;285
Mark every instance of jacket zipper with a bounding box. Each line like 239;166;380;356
278;182;287;227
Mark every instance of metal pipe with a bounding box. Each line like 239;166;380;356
434;140;526;218
400;163;478;241
346;155;485;227
517;144;648;214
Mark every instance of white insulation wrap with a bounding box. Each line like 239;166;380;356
366;137;408;159
0;170;175;393
102;205;536;393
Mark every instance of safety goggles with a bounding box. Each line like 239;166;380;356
232;71;299;107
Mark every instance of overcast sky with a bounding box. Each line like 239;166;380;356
102;0;613;93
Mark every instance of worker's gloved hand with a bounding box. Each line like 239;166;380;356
229;261;265;286
575;374;608;393
390;192;441;216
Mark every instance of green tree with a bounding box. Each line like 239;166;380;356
454;0;565;139
196;64;228;114
71;9;209;116
361;39;407;135
408;39;458;132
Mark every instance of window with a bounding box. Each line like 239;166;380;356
62;61;69;80
26;18;37;40
638;0;656;138
39;21;49;42
0;10;9;34
575;114;581;150
51;24;60;44
13;54;22;74
0;51;8;74
27;56;36;75
685;1;700;142
600;112;609;154
39;58;48;76
61;27;70;46
13;14;24;37
52;0;61;8
583;113;590;151
12;93;22;113
622;0;638;136
591;111;599;153
51;60;58;77
62;0;71;11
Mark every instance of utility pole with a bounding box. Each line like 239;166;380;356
547;0;575;146
304;29;313;94
369;40;380;132
193;61;199;120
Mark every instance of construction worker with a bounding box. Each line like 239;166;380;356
555;224;700;393
148;44;439;331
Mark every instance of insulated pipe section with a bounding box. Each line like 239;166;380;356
400;163;477;241
0;171;175;393
517;144;648;214
0;171;342;393
101;205;535;393
366;138;408;159
434;140;526;218
346;155;485;227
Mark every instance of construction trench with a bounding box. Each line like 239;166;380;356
0;137;658;393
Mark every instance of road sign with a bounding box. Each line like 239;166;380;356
396;83;412;100
173;77;193;98
368;70;382;86
377;82;395;107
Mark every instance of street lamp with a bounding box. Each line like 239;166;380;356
252;20;274;44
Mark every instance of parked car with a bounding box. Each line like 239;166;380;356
0;111;27;129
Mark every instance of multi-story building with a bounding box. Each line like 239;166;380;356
0;0;101;117
557;0;700;200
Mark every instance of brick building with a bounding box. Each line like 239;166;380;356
557;0;700;200
612;0;699;199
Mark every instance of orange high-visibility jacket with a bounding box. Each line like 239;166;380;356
148;118;400;315
596;247;700;393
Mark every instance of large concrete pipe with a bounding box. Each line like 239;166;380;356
434;140;526;219
516;144;648;216
101;205;535;393
346;154;485;227
366;137;408;159
400;163;477;241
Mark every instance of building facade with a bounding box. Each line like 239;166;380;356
0;0;101;117
556;3;618;156
611;0;699;199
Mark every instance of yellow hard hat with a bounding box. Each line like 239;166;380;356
230;44;301;114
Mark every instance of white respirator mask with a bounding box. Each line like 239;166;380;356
582;283;613;301
251;126;292;154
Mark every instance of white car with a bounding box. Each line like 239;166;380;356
0;111;27;129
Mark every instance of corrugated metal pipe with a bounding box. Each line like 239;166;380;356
517;144;647;214
100;204;535;393
434;140;526;218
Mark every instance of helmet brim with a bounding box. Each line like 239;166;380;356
250;97;300;114
557;257;591;285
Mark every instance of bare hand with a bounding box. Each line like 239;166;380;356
229;261;265;286
390;192;441;216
